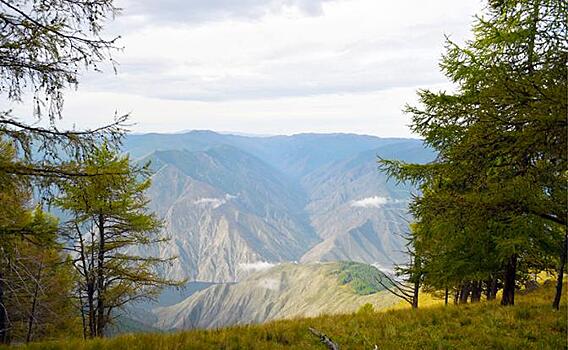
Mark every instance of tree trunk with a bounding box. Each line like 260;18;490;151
552;234;567;310
490;278;498;300
411;278;419;309
501;254;517;306
485;278;498;300
444;287;449;306
459;282;471;304
26;261;43;343
96;214;106;337
484;279;492;300
87;278;96;337
79;294;87;340
0;272;7;344
471;282;478;303
471;281;482;303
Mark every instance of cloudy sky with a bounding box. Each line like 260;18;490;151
16;0;484;137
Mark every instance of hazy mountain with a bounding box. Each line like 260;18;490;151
142;145;319;282
300;140;435;266
124;131;434;283
152;262;400;330
125;131;414;178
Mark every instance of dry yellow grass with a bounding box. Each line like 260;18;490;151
7;280;567;350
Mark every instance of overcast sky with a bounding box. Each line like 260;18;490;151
14;0;484;137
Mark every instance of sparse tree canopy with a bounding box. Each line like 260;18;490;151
0;0;128;191
56;145;182;338
0;0;120;120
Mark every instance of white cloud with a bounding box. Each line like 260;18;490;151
350;196;409;208
257;278;281;291
8;85;437;137
193;194;237;208
351;196;389;208
10;0;484;137
371;263;395;276
118;0;334;26
238;261;276;272
193;197;225;208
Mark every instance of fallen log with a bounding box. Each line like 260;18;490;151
308;327;340;350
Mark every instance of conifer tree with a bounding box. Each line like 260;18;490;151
380;0;567;306
56;144;182;338
0;203;76;343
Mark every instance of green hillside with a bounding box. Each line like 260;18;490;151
11;281;566;350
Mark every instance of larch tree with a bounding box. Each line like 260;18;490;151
380;0;566;307
0;141;76;344
0;200;77;343
0;0;128;185
56;145;183;338
0;1;129;343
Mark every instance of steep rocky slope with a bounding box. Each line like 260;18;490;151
125;132;434;282
143;146;319;282
300;140;435;266
153;262;400;330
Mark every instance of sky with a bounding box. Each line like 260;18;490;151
11;0;484;137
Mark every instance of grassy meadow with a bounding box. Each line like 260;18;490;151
6;280;566;350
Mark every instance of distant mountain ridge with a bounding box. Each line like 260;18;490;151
124;130;435;283
125;131;418;178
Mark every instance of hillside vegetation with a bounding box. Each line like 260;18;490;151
12;281;566;350
152;262;399;330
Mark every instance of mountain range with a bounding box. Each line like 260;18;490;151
124;131;435;284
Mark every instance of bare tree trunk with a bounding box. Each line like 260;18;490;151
76;224;96;338
444;287;449;306
79;294;87;340
308;327;340;350
553;234;567;310
26;261;43;343
96;213;106;337
501;254;517;306
87;280;96;337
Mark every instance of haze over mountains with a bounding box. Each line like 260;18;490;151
124;131;434;284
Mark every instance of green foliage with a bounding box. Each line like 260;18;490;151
356;303;374;315
56;144;183;338
8;281;566;350
0;0;128;200
0;0;129;344
379;0;567;304
336;262;386;295
0;208;79;343
0;141;79;343
0;140;32;235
